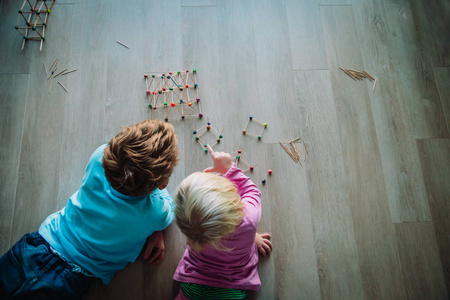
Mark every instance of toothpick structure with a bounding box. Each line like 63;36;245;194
242;116;268;141
145;69;203;122
16;0;55;51
230;150;257;173
193;120;224;153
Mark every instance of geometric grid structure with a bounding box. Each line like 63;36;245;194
242;116;267;140
193;121;223;153
145;69;203;122
16;0;55;51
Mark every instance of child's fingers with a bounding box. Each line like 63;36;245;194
203;167;215;173
263;238;273;250
206;145;215;158
147;247;163;264
260;233;271;240
257;244;267;256
262;241;272;254
154;250;165;264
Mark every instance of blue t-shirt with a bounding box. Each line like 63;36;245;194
39;144;174;284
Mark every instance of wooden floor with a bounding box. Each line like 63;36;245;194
0;0;449;299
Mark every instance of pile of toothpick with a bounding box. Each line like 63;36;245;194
339;67;377;91
279;137;309;166
44;58;77;93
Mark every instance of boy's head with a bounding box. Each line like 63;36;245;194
175;172;245;252
103;120;178;197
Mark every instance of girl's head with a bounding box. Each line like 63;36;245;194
175;172;245;252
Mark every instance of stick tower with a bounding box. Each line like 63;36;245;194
16;0;55;51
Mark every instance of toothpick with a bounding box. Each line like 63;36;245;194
116;40;130;49
372;77;377;91
53;68;67;78
43;61;48;75
57;81;68;93
61;69;77;76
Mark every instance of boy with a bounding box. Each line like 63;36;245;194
0;119;179;299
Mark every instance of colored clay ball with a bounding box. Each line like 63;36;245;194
207;126;211;130
15;26;18;29
144;74;148;78
196;98;200;102
264;123;268;128
177;71;181;74
146;90;151;95
162;88;166;91
158;91;162;94
219;135;223;138
185;85;189;88
195;137;199;140
262;179;266;184
199;114;203;118
47;9;51;13
207;122;211;125
169;88;173;91
238;150;242;154
236;156;241;159
148;104;152;108
152;75;155;78
258;136;261;140
217;139;221;143
167;76;171;79
249;116;253;120
182;116;185;119
194;84;198;88
152;92;156;95
186;70;189;73
193;131;197;134
250;166;254;171
193;69;197;72
188;102;192;106
171;103;176;107
204;144;207;148
162;74;165;76
164;102;167;106
205;149;208;153
243;130;246;134
161;76;164;79
165;118;168;122
41;36;45;40
268;169;272;175
180;99;183;103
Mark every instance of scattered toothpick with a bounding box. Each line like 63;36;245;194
279;137;309;165
61;69;77;76
43;61;48;75
339;67;377;90
53;68;67;78
116;40;130;49
58;81;68;93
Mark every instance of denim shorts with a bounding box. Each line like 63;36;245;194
0;232;91;300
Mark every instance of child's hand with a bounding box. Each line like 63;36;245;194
143;231;165;264
203;145;232;175
255;233;272;256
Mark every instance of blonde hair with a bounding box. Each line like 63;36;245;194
103;119;178;197
175;172;245;252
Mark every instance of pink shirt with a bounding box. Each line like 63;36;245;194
173;163;262;291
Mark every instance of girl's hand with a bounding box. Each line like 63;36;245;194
203;145;232;175
255;233;272;256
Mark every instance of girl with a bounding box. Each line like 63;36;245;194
173;145;272;300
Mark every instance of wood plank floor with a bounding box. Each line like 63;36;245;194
0;0;449;299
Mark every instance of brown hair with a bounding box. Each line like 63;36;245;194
103;120;178;197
